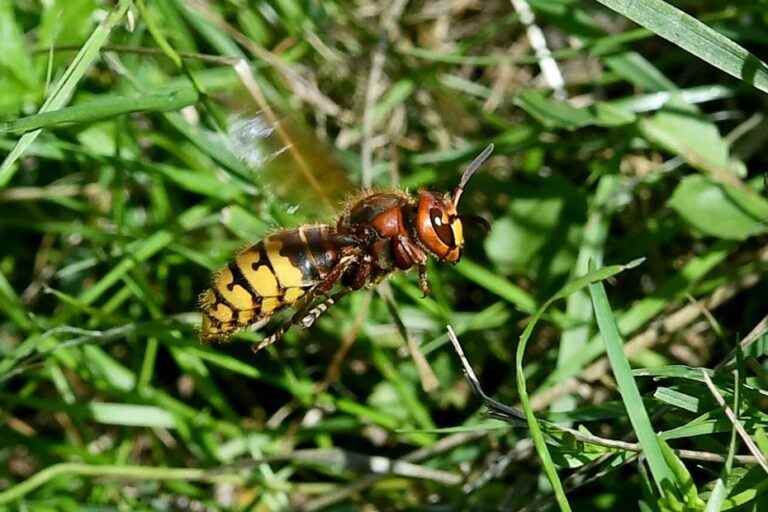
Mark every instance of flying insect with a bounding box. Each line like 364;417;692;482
200;143;493;350
199;140;493;352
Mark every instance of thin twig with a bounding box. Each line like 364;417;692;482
685;292;724;338
518;452;635;512
33;44;240;65
319;291;373;391
381;0;409;40
188;0;341;117
377;281;439;392
448;326;760;464
361;39;387;189
447;326;764;497
232;60;335;212
714;313;768;371
701;370;768;474
462;439;534;494
509;0;566;99
269;448;462;485
555;424;759;465
483;60;516;112
0;183;104;201
301;430;486;511
446;325;526;426
0;449;459;506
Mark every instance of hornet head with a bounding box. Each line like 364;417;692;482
415;144;494;262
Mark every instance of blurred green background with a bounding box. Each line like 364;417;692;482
1;0;768;510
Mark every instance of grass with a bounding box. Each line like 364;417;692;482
2;0;768;510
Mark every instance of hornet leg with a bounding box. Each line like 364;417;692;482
418;265;431;296
297;289;352;330
254;293;316;352
254;289;352;351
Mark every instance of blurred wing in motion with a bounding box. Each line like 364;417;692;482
214;72;356;220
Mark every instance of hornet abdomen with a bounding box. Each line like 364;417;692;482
199;225;345;341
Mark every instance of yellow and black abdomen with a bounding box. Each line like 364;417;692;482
200;225;341;341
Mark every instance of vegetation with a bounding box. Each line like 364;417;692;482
1;0;768;510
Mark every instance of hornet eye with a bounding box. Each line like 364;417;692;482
429;207;454;247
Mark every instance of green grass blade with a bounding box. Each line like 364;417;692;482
455;258;537;313
542;241;734;389
588;273;675;492
135;0;182;67
653;387;700;413
77;231;174;306
3;396;177;428
515;259;642;512
659;438;703;507
455;258;569;327
76;206;208;306
5;2;768;508
371;347;436;433
705;478;729;512
0;0;132;187
0;89;199;135
0;267;34;332
595;0;768;94
0;463;243;505
553;175;620;414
